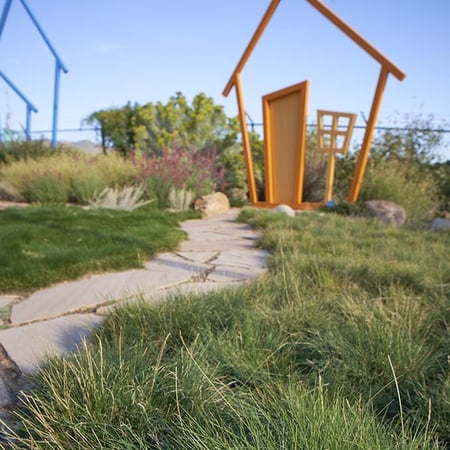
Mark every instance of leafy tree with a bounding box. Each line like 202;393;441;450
84;92;240;157
137;92;189;154
84;102;144;156
139;92;240;155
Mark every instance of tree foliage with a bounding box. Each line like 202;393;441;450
84;92;240;157
369;114;446;165
83;102;142;156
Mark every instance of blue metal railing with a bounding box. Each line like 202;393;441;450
0;0;68;147
0;70;38;141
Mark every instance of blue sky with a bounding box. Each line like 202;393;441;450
1;0;449;159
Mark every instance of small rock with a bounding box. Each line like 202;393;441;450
194;192;230;216
272;204;295;217
365;200;406;226
430;217;450;231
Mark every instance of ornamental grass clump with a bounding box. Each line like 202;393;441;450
25;174;71;205
89;184;152;211
168;186;195;211
1;152;76;202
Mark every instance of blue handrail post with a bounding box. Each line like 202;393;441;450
19;0;68;148
51;61;62;147
0;69;38;140
25;104;33;140
1;0;68;147
0;0;13;39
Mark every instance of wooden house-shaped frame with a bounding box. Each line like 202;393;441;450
223;0;406;208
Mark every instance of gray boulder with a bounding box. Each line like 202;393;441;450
365;200;406;226
430;217;450;231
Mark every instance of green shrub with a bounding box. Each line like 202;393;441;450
0;180;23;201
334;153;356;201
334;115;449;219
359;158;440;221
302;146;327;202
218;144;250;204
25;175;70;204
1;152;80;198
94;153;138;187
432;161;450;215
0;139;55;164
67;155;110;204
143;175;170;209
69;171;108;204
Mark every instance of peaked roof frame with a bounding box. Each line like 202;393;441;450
223;0;406;203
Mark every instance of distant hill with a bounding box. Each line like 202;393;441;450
59;140;102;155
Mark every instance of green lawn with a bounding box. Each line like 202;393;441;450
6;208;450;449
0;205;198;294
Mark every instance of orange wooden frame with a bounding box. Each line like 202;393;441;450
223;0;406;205
317;110;356;203
317;110;356;155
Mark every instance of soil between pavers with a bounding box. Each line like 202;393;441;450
0;209;270;373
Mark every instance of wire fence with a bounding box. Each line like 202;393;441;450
244;116;450;136
24;123;450;137
245;117;450;160
5;121;450;160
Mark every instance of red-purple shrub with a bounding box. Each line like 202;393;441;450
131;147;225;208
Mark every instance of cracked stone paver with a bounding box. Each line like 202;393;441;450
0;314;104;373
0;209;269;373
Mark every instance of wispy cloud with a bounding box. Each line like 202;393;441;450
92;42;126;55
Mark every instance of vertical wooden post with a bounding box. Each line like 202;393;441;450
262;95;274;203
349;66;389;202
235;73;258;204
324;153;336;203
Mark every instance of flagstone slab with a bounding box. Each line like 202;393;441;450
11;255;211;324
0;314;103;373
